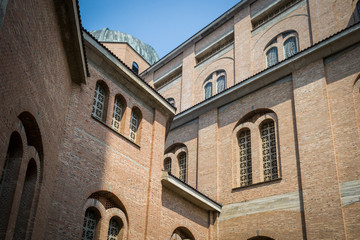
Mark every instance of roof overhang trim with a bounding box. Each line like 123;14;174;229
83;31;176;116
161;171;222;212
171;23;360;129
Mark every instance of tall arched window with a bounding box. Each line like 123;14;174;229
164;158;172;173
13;159;38;239
216;75;226;93
132;62;139;74
111;95;125;132
204;82;212;100
82;208;99;240
266;47;278;67
92;82;107;121
238;129;252;186
0;132;23;237
178;153;187;182
284;37;297;59
260;120;278;181
107;217;120;240
130;108;141;142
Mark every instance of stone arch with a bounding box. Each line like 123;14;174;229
82;191;129;240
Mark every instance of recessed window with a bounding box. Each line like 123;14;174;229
238;129;252;187
92;82;108;121
164;158;171;173
260;120;278;181
107;217;120;240
217;75;226;93
178;153;187;182
111;95;125;132
266;47;278;67
132;62;139;74
284;37;297;59
204;82;213;100
129;108;141;143
82;209;98;240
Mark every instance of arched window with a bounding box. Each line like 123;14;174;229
178;153;187;182
167;98;175;107
284;37;297;59
260;120;278;181
216;75;226;93
238;129;252;186
92;82;107;121
132;62;139;74
164;158;172;173
0;132;23;236
204;82;212;100
13;159;38;239
111;95;125;132
107;217;120;240
82;208;99;240
266;47;278;67
130;108;141;142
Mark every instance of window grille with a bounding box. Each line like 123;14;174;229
111;97;123;131
238;129;252;186
266;47;278;67
204;82;212;100
284;37;297;59
132;62;139;74
261;121;278;181
107;218;120;240
92;83;106;120
129;111;139;142
82;209;97;240
105;198;115;209
216;75;225;93
178;153;186;182
164;158;171;173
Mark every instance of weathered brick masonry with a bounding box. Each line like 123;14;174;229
0;0;360;239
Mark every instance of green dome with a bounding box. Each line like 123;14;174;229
91;28;159;65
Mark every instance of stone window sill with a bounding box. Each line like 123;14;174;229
232;177;282;192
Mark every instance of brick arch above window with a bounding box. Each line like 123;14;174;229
232;110;280;188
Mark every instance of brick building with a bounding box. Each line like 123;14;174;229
0;0;359;239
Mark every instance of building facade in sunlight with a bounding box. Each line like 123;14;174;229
0;0;360;239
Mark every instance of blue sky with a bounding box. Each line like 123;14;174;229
78;0;241;58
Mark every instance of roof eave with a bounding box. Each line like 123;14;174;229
140;0;252;77
171;23;360;129
83;31;176;116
